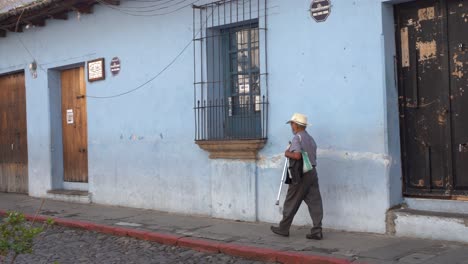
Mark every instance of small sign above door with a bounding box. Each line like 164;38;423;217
310;0;331;22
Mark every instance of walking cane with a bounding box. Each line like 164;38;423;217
275;158;288;206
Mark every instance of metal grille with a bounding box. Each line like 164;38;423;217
193;0;268;141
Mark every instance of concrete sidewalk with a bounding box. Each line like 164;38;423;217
1;193;467;264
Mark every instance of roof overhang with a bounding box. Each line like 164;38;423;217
0;0;120;38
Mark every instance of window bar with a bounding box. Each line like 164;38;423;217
221;97;223;140
212;98;216;139
257;0;260;25
240;31;244;139
264;0;268;139
247;28;252;138
208;99;211;139
262;95;265;138
216;6;219;139
236;0;239;23
243;0;245;21
197;100;201;140
200;8;204;140
223;30;227;139
204;99;207;140
193;7;197;140
249;0;252;21
211;5;215;139
257;0;263;139
219;6;224;139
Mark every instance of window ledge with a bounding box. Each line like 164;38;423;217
195;139;267;160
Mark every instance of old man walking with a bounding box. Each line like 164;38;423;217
271;113;324;240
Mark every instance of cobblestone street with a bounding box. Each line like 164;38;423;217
10;226;276;264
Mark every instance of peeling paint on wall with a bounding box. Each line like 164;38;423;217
418;7;435;21
257;149;392;169
452;53;465;78
257;154;284;169
416;40;437;61
407;18;421;31
437;108;447;125
319;149;392;167
400;27;410;67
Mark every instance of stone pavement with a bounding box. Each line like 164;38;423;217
1;193;468;264
11;225;275;264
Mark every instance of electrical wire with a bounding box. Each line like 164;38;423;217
107;0;180;10
86;39;193;98
96;0;200;16
85;5;215;98
111;0;192;13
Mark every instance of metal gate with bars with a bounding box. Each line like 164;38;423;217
396;0;468;197
193;0;269;141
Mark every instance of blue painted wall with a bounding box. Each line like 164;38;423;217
0;0;403;233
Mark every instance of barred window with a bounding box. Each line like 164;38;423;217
193;0;268;142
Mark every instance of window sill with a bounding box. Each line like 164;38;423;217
195;139;267;160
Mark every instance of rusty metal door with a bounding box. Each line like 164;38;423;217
0;72;28;193
61;67;88;183
396;0;468;196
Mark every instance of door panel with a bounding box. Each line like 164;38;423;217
396;0;451;193
0;72;28;193
61;67;88;183
397;0;468;196
448;0;468;190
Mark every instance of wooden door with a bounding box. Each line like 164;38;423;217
0;72;28;193
396;0;468;196
396;0;450;195
448;0;468;192
61;67;88;183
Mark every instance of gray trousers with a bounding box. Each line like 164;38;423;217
278;168;323;234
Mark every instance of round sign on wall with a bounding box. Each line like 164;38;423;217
310;0;331;22
110;57;121;76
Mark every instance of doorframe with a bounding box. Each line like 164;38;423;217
48;62;89;191
382;2;404;207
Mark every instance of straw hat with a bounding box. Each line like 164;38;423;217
286;113;308;126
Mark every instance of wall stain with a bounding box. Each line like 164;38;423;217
416;40;437;61
452;53;464;78
437;108;447;125
418;6;435;21
400;27;410;67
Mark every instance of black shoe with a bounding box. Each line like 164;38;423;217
270;226;289;237
306;232;323;240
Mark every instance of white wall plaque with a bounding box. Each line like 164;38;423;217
87;58;105;82
66;109;74;124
